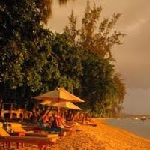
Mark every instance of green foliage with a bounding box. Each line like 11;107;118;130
0;0;126;117
65;2;126;117
0;0;58;101
36;0;74;24
52;33;83;92
65;1;125;59
36;0;52;24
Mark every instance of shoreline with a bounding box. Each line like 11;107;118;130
98;118;150;141
49;118;150;150
102;117;150;141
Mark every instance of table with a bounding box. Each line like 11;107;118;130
0;136;58;150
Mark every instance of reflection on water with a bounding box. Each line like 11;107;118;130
105;118;150;140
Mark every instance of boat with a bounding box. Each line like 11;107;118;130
140;116;146;121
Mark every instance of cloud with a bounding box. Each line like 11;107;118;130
125;18;146;34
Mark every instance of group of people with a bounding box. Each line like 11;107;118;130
38;110;71;135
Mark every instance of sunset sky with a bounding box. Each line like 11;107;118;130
48;0;150;114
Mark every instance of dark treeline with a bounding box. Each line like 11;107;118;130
0;0;126;117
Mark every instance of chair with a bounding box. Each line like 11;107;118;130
0;122;10;136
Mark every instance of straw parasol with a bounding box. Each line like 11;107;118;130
39;100;52;105
33;87;85;103
48;102;82;110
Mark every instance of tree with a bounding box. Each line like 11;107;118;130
0;0;81;104
36;0;52;24
0;0;58;103
0;0;126;117
64;2;126;116
112;73;126;117
51;33;83;92
37;0;74;24
65;1;125;59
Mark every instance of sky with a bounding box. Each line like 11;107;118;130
47;0;150;114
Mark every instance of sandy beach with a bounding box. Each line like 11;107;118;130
48;118;150;150
1;119;150;150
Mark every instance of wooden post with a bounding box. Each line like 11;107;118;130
10;103;13;119
0;99;2;117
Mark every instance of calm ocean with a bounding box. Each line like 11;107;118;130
105;118;150;140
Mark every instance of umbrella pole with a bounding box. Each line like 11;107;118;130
58;89;60;113
58;98;60;113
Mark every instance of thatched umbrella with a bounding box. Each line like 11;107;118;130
48;102;82;110
33;87;85;103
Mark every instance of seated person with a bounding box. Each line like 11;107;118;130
49;113;63;133
49;113;73;135
38;111;51;130
3;122;13;133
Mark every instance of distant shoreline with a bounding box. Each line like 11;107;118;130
101;117;150;140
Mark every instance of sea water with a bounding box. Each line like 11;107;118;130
105;118;150;140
